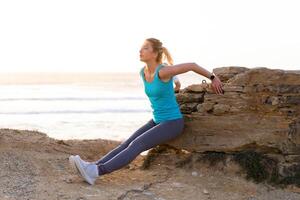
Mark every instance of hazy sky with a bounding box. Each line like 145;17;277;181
0;0;299;73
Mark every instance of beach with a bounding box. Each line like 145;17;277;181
1;128;300;200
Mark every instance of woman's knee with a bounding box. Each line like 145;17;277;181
128;139;148;152
117;140;131;150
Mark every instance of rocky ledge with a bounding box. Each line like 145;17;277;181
168;67;300;180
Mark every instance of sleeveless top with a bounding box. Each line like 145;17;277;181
140;64;183;123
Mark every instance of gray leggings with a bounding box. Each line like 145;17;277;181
96;117;184;175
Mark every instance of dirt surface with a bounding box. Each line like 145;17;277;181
0;128;299;200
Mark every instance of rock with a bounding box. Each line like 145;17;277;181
191;171;198;176
223;85;245;93
176;92;204;104
203;189;209;195
169;67;300;178
212;104;231;115
228;68;300;86
213;66;250;82
197;102;214;113
155;197;166;200
185;84;208;93
170;113;295;153
179;103;198;114
172;182;184;188
143;191;153;196
76;197;87;200
286;185;300;194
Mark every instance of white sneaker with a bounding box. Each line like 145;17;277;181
73;155;99;185
69;155;93;174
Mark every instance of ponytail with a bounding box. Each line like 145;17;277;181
162;47;174;65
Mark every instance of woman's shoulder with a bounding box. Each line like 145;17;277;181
157;63;168;71
158;63;179;82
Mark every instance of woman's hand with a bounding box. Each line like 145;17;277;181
211;76;224;95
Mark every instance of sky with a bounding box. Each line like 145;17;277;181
0;0;299;73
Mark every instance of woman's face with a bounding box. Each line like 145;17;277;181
139;40;157;63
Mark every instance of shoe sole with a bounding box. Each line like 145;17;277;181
73;156;95;185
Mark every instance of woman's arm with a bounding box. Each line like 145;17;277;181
159;63;224;94
159;63;211;79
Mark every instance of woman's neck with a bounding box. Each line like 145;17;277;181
145;61;161;74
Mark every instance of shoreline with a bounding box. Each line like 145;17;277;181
0;72;138;85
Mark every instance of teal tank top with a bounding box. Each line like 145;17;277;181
140;64;183;123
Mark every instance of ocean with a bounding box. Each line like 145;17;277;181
0;72;202;142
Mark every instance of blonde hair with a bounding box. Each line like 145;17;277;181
146;38;174;65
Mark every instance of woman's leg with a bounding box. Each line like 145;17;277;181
97;118;184;175
95;118;157;165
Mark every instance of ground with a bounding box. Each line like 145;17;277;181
0;129;299;200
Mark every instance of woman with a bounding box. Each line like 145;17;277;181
69;38;224;185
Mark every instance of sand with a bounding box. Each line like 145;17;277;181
0;128;299;200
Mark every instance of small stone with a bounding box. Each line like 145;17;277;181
143;191;153;196
64;177;73;183
191;171;198;176
172;182;183;188
76;197;87;200
203;189;209;195
155;197;166;200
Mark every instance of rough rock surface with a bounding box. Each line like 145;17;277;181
168;67;300;178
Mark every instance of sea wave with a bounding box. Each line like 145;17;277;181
0;97;146;101
0;108;151;115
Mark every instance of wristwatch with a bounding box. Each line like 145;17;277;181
210;74;215;81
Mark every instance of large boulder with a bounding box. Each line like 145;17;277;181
168;67;300;176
